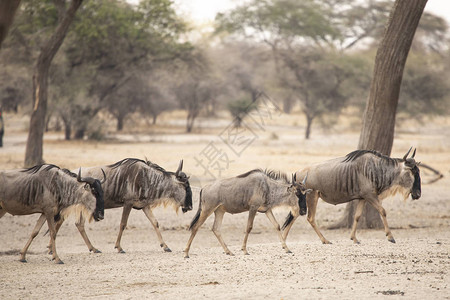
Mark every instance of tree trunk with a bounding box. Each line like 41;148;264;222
24;0;83;167
333;0;427;229
117;115;124;131
305;114;313;139
74;128;85;140
0;0;21;49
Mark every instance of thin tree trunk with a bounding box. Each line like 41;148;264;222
333;0;427;229
24;0;83;167
305;115;313;139
117;115;124;131
0;0;21;49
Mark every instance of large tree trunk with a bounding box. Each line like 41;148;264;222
24;0;83;167
0;0;21;49
333;0;427;229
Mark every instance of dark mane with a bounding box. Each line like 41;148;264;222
21;164;61;174
108;158;174;177
237;168;290;184
236;169;263;178
343;150;398;166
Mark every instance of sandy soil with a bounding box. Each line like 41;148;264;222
0;112;449;299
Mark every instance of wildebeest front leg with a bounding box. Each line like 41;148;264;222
75;215;101;253
241;208;257;255
46;214;63;264
115;203;133;253
20;214;46;263
350;200;366;244
265;209;291;253
142;206;171;252
212;208;234;256
365;195;395;243
184;208;214;258
306;191;332;244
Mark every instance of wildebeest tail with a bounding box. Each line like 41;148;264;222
281;211;294;230
189;189;202;231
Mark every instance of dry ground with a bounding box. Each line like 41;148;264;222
0;111;449;299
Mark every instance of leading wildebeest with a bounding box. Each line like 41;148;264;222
184;169;310;258
282;148;421;245
0;164;105;264
54;158;192;253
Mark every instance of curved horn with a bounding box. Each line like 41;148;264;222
412;148;416;159
175;160;183;176
302;173;308;185
77;168;82;182
402;147;412;161
76;167;95;185
100;168;106;184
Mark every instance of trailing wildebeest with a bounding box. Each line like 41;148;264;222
0;164;105;264
184;169;310;258
282;148;421;244
54;158;192;253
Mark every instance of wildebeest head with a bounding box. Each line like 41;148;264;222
400;148;421;200
77;168;106;221
290;173;312;216
174;160;193;213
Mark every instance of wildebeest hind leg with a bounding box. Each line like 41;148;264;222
241;208;257;255
20;214;46;263
366;196;395;243
350;200;365;244
143;206;171;252
265;209;291;253
115;204;133;253
212;208;234;256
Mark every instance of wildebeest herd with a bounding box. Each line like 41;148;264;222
0;148;421;263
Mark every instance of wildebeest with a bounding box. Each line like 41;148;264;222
0;164;105;264
184;169;310;258
54;158;192;253
282;148;421;244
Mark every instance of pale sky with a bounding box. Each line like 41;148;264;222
173;0;450;25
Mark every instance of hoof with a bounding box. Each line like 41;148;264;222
19;258;27;263
323;241;332;245
184;255;189;259
55;260;64;265
163;248;172;253
388;238;396;243
226;252;234;256
286;250;292;254
118;249;126;254
93;249;102;254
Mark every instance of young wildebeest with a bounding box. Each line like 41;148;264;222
184;169;310;258
54;158;192;253
0;164;105;264
282;148;421;245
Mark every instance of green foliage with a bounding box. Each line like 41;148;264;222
400;53;450;117
216;0;340;46
227;98;257;128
